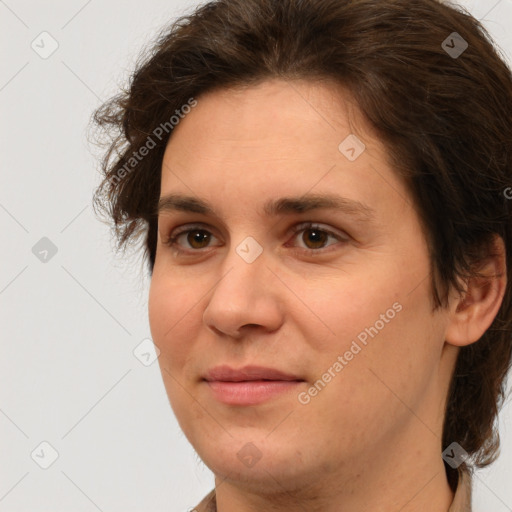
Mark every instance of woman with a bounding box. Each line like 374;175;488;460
93;1;512;510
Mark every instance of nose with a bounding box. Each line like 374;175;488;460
202;246;284;339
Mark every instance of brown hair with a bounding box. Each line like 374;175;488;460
92;0;512;490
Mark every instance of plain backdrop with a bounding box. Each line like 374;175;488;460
1;1;511;511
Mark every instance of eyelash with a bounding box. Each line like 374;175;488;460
163;222;347;256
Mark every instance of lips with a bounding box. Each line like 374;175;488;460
203;365;303;382
203;365;305;405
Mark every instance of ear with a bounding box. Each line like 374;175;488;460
445;234;507;347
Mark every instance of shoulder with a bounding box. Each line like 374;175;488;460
192;489;216;512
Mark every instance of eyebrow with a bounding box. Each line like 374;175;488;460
156;193;376;223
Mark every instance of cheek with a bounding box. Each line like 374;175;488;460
148;273;199;367
303;259;440;398
302;291;442;456
148;274;204;430
293;265;405;356
148;276;170;343
337;287;441;411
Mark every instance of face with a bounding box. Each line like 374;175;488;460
148;79;457;495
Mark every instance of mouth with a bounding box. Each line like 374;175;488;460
202;365;305;406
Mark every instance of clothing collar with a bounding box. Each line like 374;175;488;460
448;470;472;512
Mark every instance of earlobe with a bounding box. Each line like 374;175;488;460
445;235;507;347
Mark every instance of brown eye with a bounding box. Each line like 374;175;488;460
289;223;346;253
164;224;220;252
186;230;211;249
301;228;330;249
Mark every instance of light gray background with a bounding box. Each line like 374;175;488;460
1;1;511;511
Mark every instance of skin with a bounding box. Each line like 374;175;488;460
148;78;507;512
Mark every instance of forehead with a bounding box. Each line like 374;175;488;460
159;79;411;221
164;78;380;161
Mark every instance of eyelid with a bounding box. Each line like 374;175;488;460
163;221;348;254
286;222;348;252
163;222;220;247
288;221;347;240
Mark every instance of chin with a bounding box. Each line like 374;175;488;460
191;432;319;492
